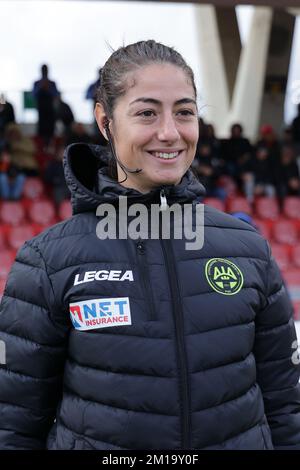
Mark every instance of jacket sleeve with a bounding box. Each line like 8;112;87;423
254;241;300;449
0;241;70;449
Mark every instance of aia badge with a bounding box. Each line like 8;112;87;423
205;258;244;295
69;297;131;331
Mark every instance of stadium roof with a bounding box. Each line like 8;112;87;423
81;0;300;6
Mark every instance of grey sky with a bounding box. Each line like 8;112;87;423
0;1;299;130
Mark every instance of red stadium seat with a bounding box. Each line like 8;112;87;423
282;268;300;320
22;177;45;200
283;268;300;285
0;228;7;250
255;197;280;221
8;225;35;251
58;199;72;220
28;200;56;226
293;302;300;321
252;219;272;240
0;201;26;226
0;250;15;279
270;243;291;271
204;198;225;212
283;197;300;220
227;197;252;216
291;244;300;269
272;220;298;245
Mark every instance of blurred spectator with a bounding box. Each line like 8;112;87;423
32;64;59;144
44;145;70;205
0;146;25;200
66;122;92;146
85;67;102;105
291;103;300;144
5;123;39;176
282;126;294;145
54;93;75;138
276;144;300;200
201;123;223;161
256;124;281;168
193;143;226;200
252;146;276;197
85;67;107;144
221;123;253;179
33;134;65;174
0;94;15;139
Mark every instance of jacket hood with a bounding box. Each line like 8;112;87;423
63;143;206;215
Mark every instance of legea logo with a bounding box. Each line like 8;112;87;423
74;270;133;286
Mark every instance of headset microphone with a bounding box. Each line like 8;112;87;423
104;120;142;176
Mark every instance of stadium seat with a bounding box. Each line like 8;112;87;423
22;177;45;200
270;243;290;271
291;244;300;269
28;200;56;226
283;268;300;285
272;220;298;245
58;199;72;220
227;197;252;216
203;198;225;212
252;219;272;240
8;225;35;251
282;268;300;320
255;197;280;221
293;302;300;321
0;201;26;226
0;229;7;250
0;250;15;279
283;197;300;220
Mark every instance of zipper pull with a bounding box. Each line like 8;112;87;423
159;189;168;211
136;240;145;253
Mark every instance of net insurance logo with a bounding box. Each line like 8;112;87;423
69;297;131;331
205;258;244;295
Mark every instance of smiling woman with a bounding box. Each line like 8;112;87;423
94;42;199;192
1;40;300;451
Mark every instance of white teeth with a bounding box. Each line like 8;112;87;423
152;151;179;159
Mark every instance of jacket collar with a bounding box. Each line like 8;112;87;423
63;143;206;215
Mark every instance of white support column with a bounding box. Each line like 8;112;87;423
226;7;273;140
194;5;230;136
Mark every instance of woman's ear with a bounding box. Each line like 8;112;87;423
94;103;109;141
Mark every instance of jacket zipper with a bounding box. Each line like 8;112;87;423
136;240;156;321
159;189;191;449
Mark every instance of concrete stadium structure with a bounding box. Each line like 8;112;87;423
84;0;300;139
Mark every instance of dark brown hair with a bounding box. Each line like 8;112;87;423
96;39;197;118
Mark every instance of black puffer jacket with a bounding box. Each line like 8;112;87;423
1;143;300;450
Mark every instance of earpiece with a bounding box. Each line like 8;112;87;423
103;117;143;181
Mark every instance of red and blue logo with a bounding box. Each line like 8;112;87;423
69;297;131;331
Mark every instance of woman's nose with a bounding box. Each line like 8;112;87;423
157;115;180;142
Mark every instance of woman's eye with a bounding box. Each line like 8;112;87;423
138;110;155;118
178;109;195;116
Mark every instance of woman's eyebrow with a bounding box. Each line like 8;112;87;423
129;97;197;106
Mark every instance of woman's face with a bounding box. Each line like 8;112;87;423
97;63;199;193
